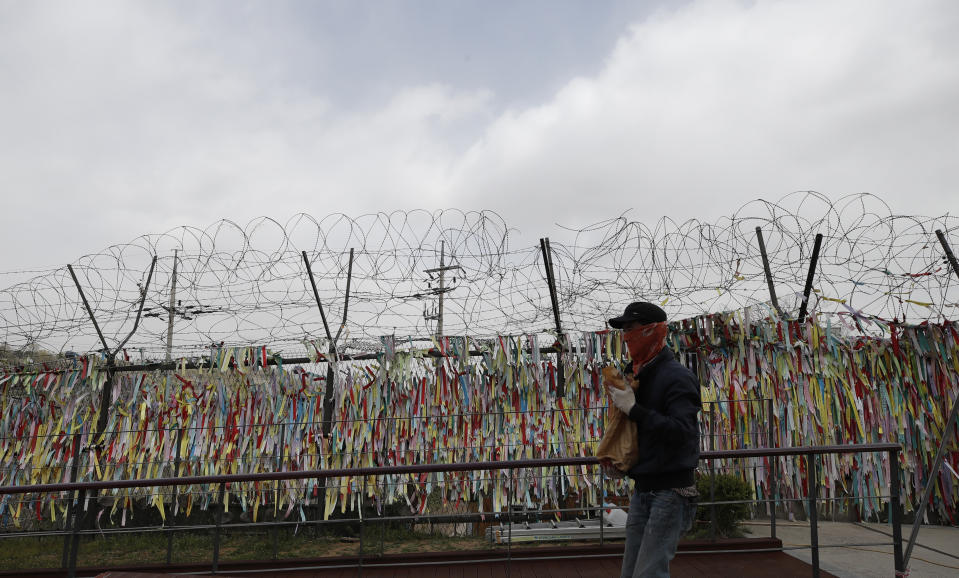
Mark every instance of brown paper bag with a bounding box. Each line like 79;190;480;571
595;366;639;472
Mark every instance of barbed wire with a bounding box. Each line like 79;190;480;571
1;192;956;360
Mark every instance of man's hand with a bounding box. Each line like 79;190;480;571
606;383;636;414
599;458;625;479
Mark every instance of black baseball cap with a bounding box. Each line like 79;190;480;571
608;301;667;328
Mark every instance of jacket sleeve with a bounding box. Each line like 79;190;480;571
627;370;701;445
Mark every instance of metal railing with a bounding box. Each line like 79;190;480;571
0;443;904;577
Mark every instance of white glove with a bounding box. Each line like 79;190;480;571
607;384;636;414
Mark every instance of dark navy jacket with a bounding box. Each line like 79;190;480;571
625;347;701;490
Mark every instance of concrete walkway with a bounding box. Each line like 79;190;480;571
743;520;959;577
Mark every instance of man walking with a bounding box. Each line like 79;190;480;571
603;301;701;577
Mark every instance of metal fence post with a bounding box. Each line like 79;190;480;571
755;226;784;316
808;453;820;577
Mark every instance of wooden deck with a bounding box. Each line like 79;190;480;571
211;552;832;577
93;540;836;578
100;554;825;577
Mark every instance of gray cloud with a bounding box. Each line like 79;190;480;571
0;0;957;274
451;0;959;228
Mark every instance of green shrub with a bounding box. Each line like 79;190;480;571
693;472;752;538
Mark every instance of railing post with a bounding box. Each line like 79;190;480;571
889;449;905;576
66;426;96;578
599;463;605;546
277;423;286;472
750;396;760;520
807;453;820;577
167;425;183;565
212;482;226;574
507;467;513;570
380;480;386;558
768;397;777;540
272;422;285;559
61;431;83;573
359;476;367;575
709;403;717;541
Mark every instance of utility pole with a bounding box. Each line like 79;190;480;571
437;241;445;338
424;240;461;338
165;249;178;363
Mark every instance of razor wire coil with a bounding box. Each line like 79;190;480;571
1;192;956;364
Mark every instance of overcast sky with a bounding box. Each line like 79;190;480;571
1;0;957;273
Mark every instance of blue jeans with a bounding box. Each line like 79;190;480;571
620;489;696;578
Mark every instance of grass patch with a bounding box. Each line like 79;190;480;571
0;523;501;571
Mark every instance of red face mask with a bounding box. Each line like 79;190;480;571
623;321;668;368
